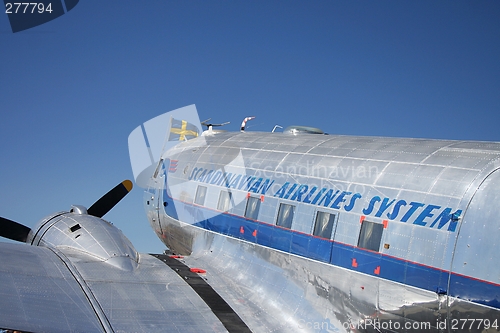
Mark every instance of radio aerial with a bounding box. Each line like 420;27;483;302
201;118;230;131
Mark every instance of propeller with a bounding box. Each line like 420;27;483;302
0;217;31;242
0;180;133;242
87;180;133;218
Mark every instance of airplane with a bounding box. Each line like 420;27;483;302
1;104;499;332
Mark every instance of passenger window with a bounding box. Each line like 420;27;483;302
357;220;383;252
313;211;335;239
194;186;207;205
276;203;295;229
217;190;232;212
244;196;261;220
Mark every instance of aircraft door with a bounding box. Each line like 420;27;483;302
144;181;163;236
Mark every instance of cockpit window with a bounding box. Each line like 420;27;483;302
152;158;164;178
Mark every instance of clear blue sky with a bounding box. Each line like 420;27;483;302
1;1;499;253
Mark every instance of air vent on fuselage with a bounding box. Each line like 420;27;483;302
70;224;81;232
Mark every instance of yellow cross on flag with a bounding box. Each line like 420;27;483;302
168;118;199;141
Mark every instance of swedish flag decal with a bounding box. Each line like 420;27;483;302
168;118;199;141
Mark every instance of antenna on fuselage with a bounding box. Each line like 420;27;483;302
272;125;283;133
240;116;255;132
201;118;230;131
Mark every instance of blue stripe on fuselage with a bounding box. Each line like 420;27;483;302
160;188;500;310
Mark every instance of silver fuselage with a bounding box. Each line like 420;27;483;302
146;131;500;332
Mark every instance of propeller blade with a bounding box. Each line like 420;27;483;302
87;180;133;218
0;217;31;242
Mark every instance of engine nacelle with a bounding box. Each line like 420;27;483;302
26;205;138;271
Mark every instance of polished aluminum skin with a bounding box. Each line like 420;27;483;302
0;206;229;332
27;207;139;271
151;131;500;332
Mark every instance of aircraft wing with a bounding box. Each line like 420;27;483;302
0;179;251;332
0;241;235;333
